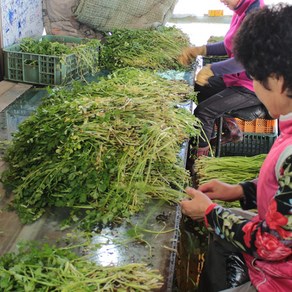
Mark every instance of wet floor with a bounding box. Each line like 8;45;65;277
0;82;48;255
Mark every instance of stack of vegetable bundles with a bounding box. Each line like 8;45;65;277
195;154;266;185
1;68;201;230
195;155;266;208
100;26;191;71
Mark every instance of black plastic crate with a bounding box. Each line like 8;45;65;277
220;133;277;157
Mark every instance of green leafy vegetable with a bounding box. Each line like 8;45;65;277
0;241;163;291
19;37;101;77
195;154;266;208
1;68;201;230
195;154;266;184
101;26;191;71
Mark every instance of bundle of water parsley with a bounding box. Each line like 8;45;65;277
1;68;200;230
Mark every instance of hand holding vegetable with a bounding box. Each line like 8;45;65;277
180;186;213;220
198;179;244;201
178;45;207;66
196;64;214;86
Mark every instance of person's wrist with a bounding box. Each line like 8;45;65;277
200;45;207;56
205;202;217;215
231;184;244;199
204;203;218;227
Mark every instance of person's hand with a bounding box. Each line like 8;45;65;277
180;186;213;220
178;45;206;66
196;64;214;86
198;179;244;201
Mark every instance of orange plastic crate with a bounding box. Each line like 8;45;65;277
235;118;277;134
208;10;224;16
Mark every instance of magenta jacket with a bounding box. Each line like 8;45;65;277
243;115;292;291
207;0;265;91
205;114;292;291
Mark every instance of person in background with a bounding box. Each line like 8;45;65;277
181;3;292;292
179;0;265;157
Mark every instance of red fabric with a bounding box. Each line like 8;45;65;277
243;115;292;291
244;253;292;292
204;203;218;226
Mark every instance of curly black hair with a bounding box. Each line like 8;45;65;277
233;3;292;96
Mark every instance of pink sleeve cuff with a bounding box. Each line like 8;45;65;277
204;203;218;227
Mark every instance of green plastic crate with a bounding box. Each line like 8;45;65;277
3;35;98;86
220;132;277;157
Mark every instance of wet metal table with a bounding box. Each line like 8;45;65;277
0;82;192;291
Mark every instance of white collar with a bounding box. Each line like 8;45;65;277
279;112;292;121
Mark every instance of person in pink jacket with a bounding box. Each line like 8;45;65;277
181;3;292;292
179;0;266;157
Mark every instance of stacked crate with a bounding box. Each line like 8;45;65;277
220;118;278;156
200;56;278;156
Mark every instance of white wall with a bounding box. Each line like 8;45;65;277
173;0;292;16
1;0;43;47
173;0;232;15
170;0;292;45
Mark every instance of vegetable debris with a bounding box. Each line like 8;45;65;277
0;241;163;291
